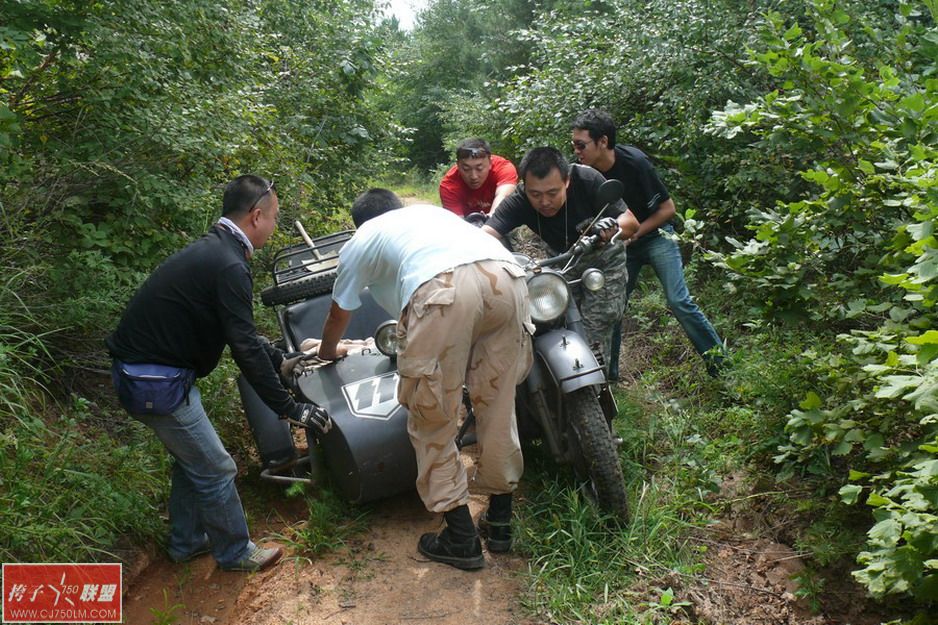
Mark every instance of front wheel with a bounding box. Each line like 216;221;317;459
567;387;629;521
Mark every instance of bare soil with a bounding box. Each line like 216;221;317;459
123;483;533;625
121;448;885;625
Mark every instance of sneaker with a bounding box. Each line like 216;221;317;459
478;514;512;553
168;537;211;563
221;545;283;572
417;528;484;570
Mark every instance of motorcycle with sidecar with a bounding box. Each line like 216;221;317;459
240;180;629;520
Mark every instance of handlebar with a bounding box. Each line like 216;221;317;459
532;233;603;271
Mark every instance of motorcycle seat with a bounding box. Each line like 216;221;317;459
280;289;392;350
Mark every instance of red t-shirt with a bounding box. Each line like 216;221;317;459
438;155;518;217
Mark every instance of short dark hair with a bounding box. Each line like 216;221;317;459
518;147;569;183
351;188;404;227
571;109;617;146
455;138;491;161
222;174;275;218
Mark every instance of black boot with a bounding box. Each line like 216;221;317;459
418;505;484;570
478;493;512;553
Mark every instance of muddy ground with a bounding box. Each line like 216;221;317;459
123;487;533;625
120;431;891;625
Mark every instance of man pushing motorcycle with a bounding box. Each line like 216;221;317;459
483;147;639;368
317;189;534;570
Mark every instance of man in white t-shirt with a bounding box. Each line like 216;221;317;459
318;189;533;570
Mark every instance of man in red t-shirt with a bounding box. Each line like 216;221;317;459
439;139;518;217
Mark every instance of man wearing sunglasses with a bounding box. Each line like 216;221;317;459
107;175;331;573
571;108;725;378
439;138;518;217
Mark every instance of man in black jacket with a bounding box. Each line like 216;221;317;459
107;175;330;572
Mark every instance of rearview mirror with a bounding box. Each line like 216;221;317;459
595;179;624;208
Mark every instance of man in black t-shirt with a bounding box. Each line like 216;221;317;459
484;147;638;364
572;109;725;377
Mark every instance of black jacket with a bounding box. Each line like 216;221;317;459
107;225;296;415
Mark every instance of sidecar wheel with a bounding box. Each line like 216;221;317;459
261;271;337;306
567;387;629;521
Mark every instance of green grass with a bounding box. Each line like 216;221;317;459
269;485;370;562
512;390;718;623
0;275;169;564
0;401;168;563
507;266;886;623
378;168;441;205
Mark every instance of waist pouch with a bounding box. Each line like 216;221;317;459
112;360;195;415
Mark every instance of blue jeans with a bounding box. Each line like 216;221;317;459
132;386;254;567
610;226;723;378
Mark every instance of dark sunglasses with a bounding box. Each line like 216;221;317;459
456;147;490;160
247;178;275;212
571;139;593;151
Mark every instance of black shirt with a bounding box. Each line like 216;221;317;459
599;145;671;227
487;164;627;255
106;226;296;415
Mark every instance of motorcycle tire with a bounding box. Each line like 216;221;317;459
567;387;629;521
261;271;337;307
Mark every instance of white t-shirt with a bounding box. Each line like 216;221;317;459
332;204;517;316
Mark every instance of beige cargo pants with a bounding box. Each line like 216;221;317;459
396;259;533;513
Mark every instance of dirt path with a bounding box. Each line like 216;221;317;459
123;489;533;625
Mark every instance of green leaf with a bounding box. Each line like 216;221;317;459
840;484;862;504
832;440;853;456
800;391;823;410
899;92;926;114
876;375;922;399
867;492;891;507
868;518;901;547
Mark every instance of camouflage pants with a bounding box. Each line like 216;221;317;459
570;242;629;367
396;260;533;513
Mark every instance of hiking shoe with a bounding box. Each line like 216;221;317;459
221;545;283;572
168;537;211;563
478;515;512;553
417;529;484;570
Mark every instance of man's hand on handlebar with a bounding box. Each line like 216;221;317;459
593;216;620;242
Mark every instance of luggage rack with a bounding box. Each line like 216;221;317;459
269;229;354;287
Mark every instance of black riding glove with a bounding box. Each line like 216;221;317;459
593;216;619;236
283;402;333;435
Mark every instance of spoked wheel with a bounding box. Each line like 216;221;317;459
566;387;629;521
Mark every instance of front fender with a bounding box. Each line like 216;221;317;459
530;329;605;394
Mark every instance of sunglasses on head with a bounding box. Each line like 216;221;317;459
457;147;490;160
248;179;275;212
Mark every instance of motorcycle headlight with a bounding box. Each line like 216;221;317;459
374;320;399;358
582;268;605;292
528;272;569;324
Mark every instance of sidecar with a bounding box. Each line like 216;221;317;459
238;230;418;504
